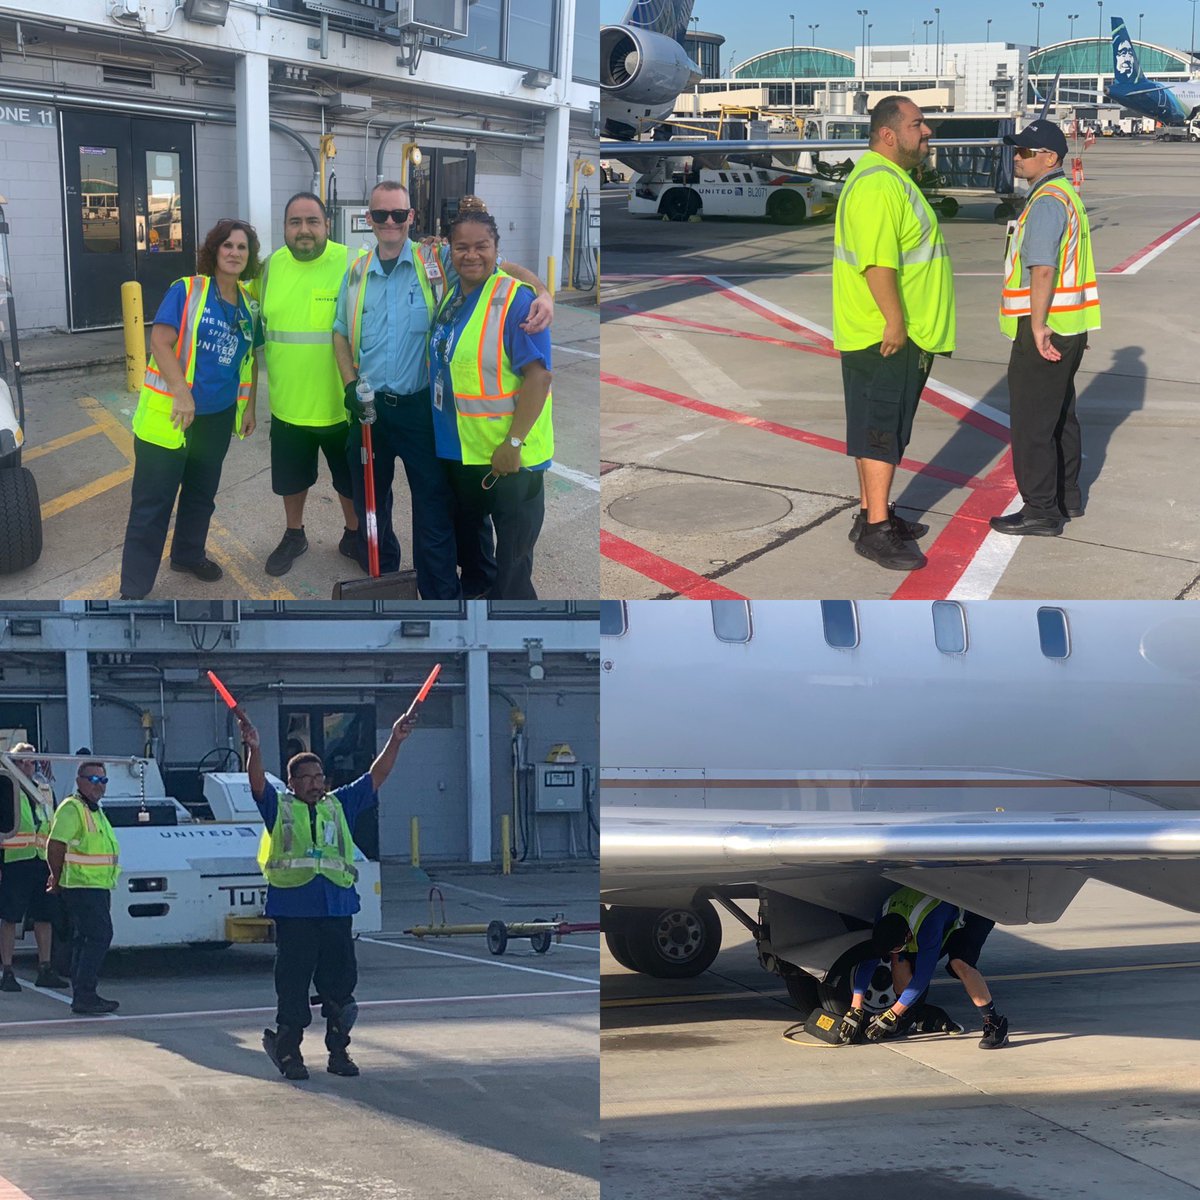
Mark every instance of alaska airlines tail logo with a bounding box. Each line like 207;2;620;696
1107;16;1189;121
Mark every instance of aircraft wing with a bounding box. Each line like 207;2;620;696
602;807;1200;921
604;137;1004;158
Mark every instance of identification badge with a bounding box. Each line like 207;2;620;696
324;822;337;847
424;257;442;282
434;376;444;411
1004;219;1018;263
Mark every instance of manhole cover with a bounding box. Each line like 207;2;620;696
608;481;792;534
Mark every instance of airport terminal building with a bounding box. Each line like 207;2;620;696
0;600;600;863
0;0;600;334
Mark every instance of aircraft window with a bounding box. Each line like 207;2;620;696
1037;607;1071;659
931;601;968;654
820;600;859;649
711;601;752;643
599;601;627;637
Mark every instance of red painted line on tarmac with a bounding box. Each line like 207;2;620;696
600;530;747;599
604;302;838;357
889;448;1020;600
601;372;984;489
601;461;621;474
920;385;1011;442
0;1177;35;1199
1109;210;1200;273
699;277;835;344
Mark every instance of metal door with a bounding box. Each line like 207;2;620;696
407;148;477;238
61;112;196;329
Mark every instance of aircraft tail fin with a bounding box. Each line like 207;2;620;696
1108;16;1148;93
622;0;696;46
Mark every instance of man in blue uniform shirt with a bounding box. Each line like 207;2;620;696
236;707;417;1080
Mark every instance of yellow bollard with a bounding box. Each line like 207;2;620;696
546;255;556;296
501;814;511;876
121;281;145;394
410;816;420;868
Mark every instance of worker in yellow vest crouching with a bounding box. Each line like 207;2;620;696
119;218;261;599
236;707;417;1080
46;760;121;1015
428;209;554;599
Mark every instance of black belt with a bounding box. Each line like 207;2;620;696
375;388;422;405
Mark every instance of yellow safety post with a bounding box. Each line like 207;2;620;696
121;281;145;394
567;158;595;290
410;815;420;868
401;142;423;190
318;133;336;206
501;814;511;875
546;255;556;295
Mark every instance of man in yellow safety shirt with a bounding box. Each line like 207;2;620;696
236;707;417;1081
256;193;364;576
46;760;121;1015
832;95;956;572
991;118;1101;537
0;743;68;993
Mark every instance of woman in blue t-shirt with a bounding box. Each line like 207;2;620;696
118;218;261;599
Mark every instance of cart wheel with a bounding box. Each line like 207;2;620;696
0;467;43;574
486;919;508;955
530;922;553;954
940;196;959;218
994;202;1013;220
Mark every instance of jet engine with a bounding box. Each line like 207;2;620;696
600;25;700;106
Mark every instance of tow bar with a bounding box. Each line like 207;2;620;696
405;887;600;955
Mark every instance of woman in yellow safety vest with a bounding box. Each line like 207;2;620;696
427;210;554;600
118;218;262;599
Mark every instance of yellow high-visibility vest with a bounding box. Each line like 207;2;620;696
999;176;1101;339
437;272;553;467
259;241;362;426
346;242;447;371
48;794;120;890
132;275;254;450
881;887;963;953
257;793;357;889
0;785;53;862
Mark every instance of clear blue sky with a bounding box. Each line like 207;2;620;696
598;1;1200;71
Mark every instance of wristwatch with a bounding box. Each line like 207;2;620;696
508;436;524;449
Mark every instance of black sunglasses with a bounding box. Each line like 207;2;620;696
369;208;412;224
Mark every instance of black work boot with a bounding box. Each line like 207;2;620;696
849;503;929;543
264;1025;309;1080
265;527;309;576
979;1012;1009;1049
326;1023;360;1076
854;520;928;571
35;963;69;988
0;968;21;993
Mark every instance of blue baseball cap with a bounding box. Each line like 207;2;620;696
1004;119;1069;162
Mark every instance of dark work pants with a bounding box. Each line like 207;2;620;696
1007;317;1087;518
61;888;113;1002
346;392;463;599
448;465;545;600
120;408;235;598
272;915;357;1036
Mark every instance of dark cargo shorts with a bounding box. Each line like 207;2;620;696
943;911;997;976
270;416;353;498
840;339;934;464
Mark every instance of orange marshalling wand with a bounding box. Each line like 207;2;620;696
207;670;239;710
403;663;442;720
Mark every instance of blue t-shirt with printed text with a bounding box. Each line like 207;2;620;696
253;774;377;918
153;279;253;415
428;274;552;465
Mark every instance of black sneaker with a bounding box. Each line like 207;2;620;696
71;996;119;1015
327;1050;360;1077
849;504;930;543
0;969;20;993
265;527;309;576
169;557;224;582
855;521;928;571
35;964;69;988
338;527;359;560
979;1013;1009;1049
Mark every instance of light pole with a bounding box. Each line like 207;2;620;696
1097;1;1103;78
809;16;820;104
867;23;873;77
934;7;941;77
1068;12;1079;38
1137;12;1144;41
1190;0;1199;68
857;8;868;78
790;13;795;116
1032;1;1044;47
986;17;992;43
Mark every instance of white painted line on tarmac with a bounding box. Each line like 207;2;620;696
0;988;598;1032
360;935;599;985
549;462;601;492
947;495;1025;601
414;881;514;902
0;1175;35;1199
554;343;601;359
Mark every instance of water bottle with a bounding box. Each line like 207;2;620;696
356;376;376;426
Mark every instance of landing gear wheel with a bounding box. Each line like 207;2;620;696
603;917;641;971
766;191;806;225
530;922;553;954
486;919;508;955
620;899;723;979
782;970;821;1019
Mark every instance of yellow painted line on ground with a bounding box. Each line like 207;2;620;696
209;518;296;600
41;466;134;521
67;571;122;601
78;393;135;461
23;423;104;461
601;960;1200;1009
